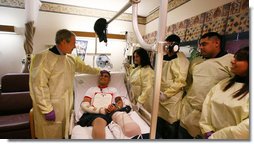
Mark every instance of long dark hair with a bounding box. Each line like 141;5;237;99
133;47;153;69
223;47;249;100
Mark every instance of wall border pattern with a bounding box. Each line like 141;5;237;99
143;0;249;44
0;0;146;24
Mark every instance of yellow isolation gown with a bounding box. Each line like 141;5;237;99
129;65;154;113
200;78;249;139
180;53;233;137
159;52;190;124
29;49;100;138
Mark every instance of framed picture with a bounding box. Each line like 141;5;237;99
75;40;88;60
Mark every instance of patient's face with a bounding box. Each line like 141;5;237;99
98;73;110;86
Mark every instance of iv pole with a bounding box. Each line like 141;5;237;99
132;0;168;139
104;0;168;139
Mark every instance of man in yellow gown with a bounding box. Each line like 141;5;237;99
157;34;189;139
29;29;100;139
179;32;233;138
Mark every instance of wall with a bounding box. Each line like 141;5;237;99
0;6;145;83
0;34;25;78
0;7;26;81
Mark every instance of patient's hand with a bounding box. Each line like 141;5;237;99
106;104;117;113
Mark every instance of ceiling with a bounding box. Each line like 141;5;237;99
40;0;160;17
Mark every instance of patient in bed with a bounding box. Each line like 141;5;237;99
77;70;140;139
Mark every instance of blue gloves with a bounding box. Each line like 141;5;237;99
45;110;56;121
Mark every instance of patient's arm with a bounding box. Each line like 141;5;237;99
80;97;106;114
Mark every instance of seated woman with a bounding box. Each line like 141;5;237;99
77;70;140;139
199;47;249;139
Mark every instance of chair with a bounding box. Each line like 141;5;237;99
0;73;32;139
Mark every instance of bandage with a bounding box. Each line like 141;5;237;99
80;101;105;114
112;111;141;137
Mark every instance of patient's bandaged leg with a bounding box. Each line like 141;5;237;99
112;111;141;137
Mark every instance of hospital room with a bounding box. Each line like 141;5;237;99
0;0;251;140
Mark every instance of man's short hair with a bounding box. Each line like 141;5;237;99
55;29;75;45
165;34;181;43
200;32;222;41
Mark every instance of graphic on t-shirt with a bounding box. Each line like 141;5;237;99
92;92;113;108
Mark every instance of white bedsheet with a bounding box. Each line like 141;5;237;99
71;72;150;139
71;111;150;139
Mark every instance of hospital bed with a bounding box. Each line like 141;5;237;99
69;72;150;139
